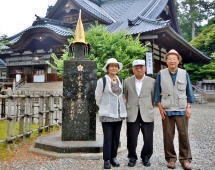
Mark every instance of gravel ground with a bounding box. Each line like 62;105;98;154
0;103;215;170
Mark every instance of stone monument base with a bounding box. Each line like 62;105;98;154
33;131;102;152
30;132;126;159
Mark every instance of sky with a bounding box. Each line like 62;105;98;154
0;0;57;37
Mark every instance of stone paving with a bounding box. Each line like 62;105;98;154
0;103;215;170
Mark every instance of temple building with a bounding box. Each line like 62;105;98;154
0;0;210;85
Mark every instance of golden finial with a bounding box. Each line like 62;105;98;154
73;9;87;44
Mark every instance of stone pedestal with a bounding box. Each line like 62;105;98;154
34;132;103;153
62;59;97;141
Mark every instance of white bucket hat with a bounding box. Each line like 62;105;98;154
132;59;145;67
103;58;123;72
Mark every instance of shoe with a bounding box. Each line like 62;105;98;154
110;158;120;167
181;160;192;170
142;160;151;167
167;161;176;169
104;160;111;169
128;158;136;167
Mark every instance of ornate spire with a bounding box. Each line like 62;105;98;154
73;10;87;44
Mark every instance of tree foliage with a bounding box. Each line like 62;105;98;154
190;22;215;55
184;20;215;82
177;0;215;41
49;25;147;79
184;53;215;82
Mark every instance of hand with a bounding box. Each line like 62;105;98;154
185;107;191;119
158;105;166;120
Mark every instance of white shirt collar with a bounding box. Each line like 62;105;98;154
135;74;145;82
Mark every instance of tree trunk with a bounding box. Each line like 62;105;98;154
191;21;196;40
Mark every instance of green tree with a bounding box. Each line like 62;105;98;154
184;63;204;82
178;0;215;41
190;22;215;55
184;20;215;82
199;53;215;79
49;25;147;78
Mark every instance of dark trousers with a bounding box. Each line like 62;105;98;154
102;121;122;161
127;112;154;161
162;115;192;163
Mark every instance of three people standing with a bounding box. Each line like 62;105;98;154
95;49;194;170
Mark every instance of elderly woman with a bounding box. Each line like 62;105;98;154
95;58;127;169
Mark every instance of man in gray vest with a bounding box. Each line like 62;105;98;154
124;59;155;167
154;49;195;170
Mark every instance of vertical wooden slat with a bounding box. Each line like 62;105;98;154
25;92;31;137
44;93;50;132
6;93;14;142
38;92;44;133
19;92;25;136
49;94;54;126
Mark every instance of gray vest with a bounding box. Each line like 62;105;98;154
160;68;187;111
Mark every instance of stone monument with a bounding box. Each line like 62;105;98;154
33;10;103;155
62;10;97;141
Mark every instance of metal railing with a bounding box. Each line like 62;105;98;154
0;90;62;143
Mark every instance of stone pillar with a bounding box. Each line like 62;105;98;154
62;58;97;141
61;10;97;141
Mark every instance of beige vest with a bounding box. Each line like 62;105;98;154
160;68;187;111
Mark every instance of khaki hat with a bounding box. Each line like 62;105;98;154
103;58;123;72
165;49;182;61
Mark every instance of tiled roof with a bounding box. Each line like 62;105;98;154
100;0;137;21
101;0;168;22
138;0;168;19
47;0;168;25
73;0;115;24
107;17;170;35
8;21;72;45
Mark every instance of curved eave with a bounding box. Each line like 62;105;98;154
141;26;211;63
129;0;180;34
141;0;169;19
8;24;72;45
166;27;211;62
73;0;115;24
107;17;169;36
